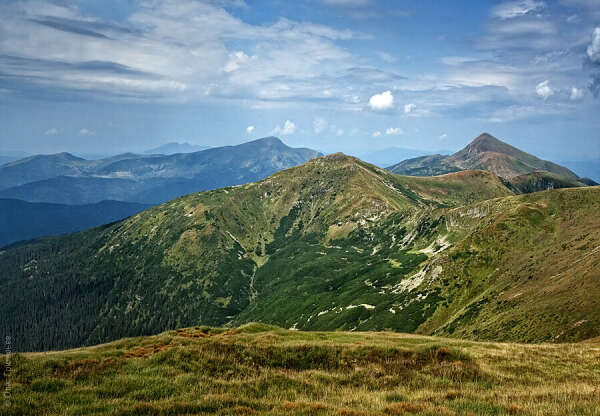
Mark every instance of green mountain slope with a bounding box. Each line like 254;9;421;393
388;133;581;183
415;187;600;342
1;154;598;351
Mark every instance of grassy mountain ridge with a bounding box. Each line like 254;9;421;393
0;154;598;351
388;133;581;182
3;324;600;416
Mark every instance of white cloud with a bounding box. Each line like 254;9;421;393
79;128;93;135
385;127;404;135
224;51;252;73
272;120;296;136
441;56;479;66
570;87;584;100
368;90;394;110
403;103;416;114
588;27;600;63
492;0;545;20
44;128;58;135
313;117;327;134
440;133;448;140
0;0;371;105
490;20;556;36
535;80;554;99
246;125;255;133
372;131;382;137
336;129;344;136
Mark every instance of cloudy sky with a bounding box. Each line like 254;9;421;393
1;0;599;160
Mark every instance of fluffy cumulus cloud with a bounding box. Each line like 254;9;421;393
246;125;255;133
79;128;93;135
491;0;545;20
385;127;403;135
368;90;394;110
272;120;296;136
44;128;58;135
403;103;416;114
372;131;381;137
535;80;553;99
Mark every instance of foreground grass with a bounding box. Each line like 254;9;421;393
2;323;599;416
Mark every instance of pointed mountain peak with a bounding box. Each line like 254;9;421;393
463;133;517;154
472;132;500;144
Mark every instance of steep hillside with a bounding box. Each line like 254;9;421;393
0;154;598;352
3;324;600;416
415;187;600;342
0;154;511;351
388;133;581;181
0;137;321;204
0;199;150;247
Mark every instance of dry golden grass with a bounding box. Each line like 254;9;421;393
2;324;599;415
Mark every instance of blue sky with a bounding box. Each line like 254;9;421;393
0;0;599;160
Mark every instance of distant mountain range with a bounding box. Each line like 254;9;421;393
0;199;149;248
143;142;211;155
0;137;321;204
387;133;596;191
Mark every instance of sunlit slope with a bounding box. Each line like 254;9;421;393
0;154;512;351
415;186;600;342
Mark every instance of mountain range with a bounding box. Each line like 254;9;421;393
142;141;211;155
387;133;596;189
1;142;598;351
0;137;321;205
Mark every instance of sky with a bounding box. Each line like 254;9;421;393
0;0;599;160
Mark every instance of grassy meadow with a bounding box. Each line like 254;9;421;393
1;323;599;416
